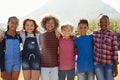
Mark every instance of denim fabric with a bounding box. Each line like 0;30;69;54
77;72;94;80
94;62;114;80
41;67;58;80
59;68;75;80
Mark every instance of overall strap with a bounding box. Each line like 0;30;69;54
25;31;36;38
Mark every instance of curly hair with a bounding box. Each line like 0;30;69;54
23;18;39;33
40;15;60;30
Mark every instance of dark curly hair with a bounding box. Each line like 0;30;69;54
40;15;60;30
23;18;39;33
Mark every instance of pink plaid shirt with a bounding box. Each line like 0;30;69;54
93;30;118;65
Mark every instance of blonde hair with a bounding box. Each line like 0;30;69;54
61;24;74;31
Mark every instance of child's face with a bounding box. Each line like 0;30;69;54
46;19;55;32
98;17;109;31
8;18;18;31
61;27;73;38
24;21;35;34
78;24;88;35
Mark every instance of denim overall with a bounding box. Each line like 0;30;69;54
4;33;21;72
22;32;40;70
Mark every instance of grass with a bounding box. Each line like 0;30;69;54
0;51;120;80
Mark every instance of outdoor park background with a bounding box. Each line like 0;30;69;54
0;0;120;80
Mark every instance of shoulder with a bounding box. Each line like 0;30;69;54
35;32;40;37
20;31;25;37
74;36;80;42
93;30;100;34
87;34;93;38
107;30;116;35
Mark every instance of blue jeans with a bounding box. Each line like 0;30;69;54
59;68;75;80
94;62;114;80
77;72;94;80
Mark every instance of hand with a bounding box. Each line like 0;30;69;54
55;30;61;39
71;35;76;40
112;64;118;77
0;31;4;41
16;31;20;35
0;36;3;42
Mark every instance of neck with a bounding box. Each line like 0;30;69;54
80;33;86;36
47;30;54;32
63;36;70;39
27;32;33;34
7;30;16;36
8;30;16;34
101;29;107;32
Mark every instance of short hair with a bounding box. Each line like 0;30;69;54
61;24;73;31
78;19;89;27
40;15;60;30
98;13;109;21
23;18;39;33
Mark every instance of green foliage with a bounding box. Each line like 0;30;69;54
73;19;120;50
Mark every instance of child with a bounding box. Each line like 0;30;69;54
2;16;21;80
93;14;118;80
74;19;94;80
0;31;5;79
58;24;75;80
40;15;60;80
20;19;40;80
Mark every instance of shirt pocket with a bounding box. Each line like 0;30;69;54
103;36;112;45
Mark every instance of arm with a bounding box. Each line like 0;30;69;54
112;34;119;77
55;30;61;39
0;31;5;42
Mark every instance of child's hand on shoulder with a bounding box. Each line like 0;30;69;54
0;36;3;42
55;30;61;39
0;31;4;42
70;35;76;40
16;31;20;35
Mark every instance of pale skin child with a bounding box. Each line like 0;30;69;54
58;24;75;80
20;19;40;80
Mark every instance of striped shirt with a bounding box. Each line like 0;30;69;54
93;30;118;65
40;31;59;67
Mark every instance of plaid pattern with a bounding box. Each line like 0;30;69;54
93;30;118;64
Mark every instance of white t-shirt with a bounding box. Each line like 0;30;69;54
20;31;40;46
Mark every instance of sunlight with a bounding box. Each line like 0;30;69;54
101;0;120;13
0;0;48;23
